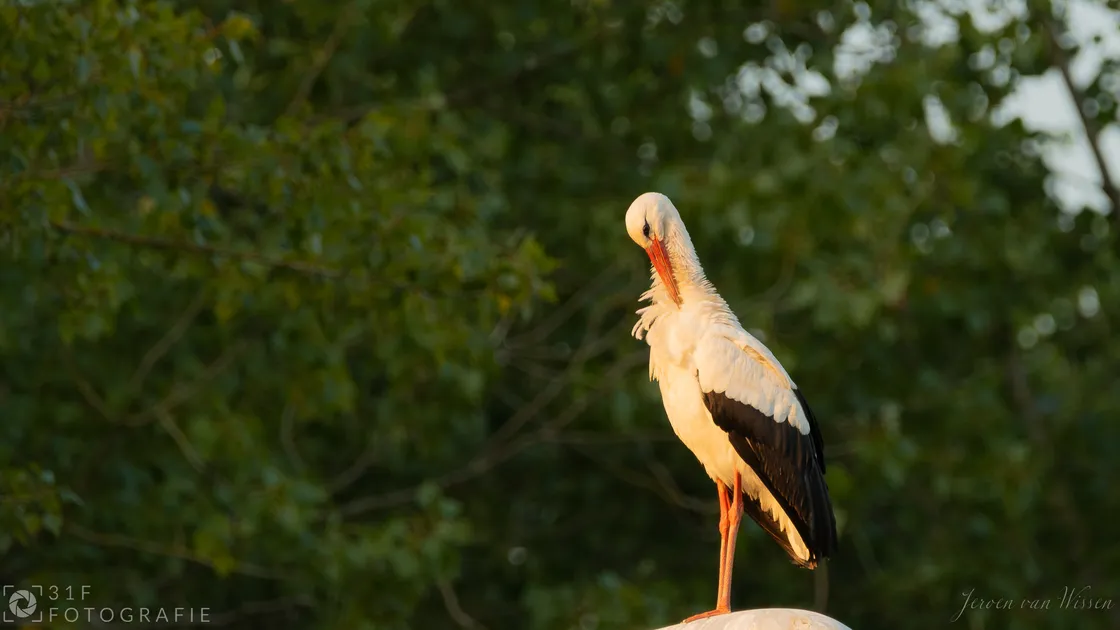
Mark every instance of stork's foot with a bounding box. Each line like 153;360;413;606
681;607;731;623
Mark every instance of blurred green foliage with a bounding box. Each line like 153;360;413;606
2;0;1118;629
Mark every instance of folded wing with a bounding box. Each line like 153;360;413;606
694;328;838;568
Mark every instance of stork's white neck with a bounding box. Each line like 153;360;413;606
632;218;736;342
656;217;716;301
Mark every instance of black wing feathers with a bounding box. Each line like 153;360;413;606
794;387;827;474
702;389;838;568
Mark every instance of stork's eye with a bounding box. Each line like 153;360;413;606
642;222;650;238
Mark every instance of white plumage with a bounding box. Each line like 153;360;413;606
631;257;813;563
624;192;837;623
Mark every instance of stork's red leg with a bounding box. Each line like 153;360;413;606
682;479;734;623
718;472;745;610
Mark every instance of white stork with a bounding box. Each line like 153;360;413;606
625;192;838;623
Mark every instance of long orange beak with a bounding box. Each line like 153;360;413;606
646;238;681;306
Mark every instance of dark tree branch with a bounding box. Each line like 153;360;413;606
546;430;676;445
565;442;714;515
204;597;315;627
66;524;286;580
126;341;247;426
283;2;361;118
49;220;344;278
128;288;209;394
436;579;489;630
317;22;620;126
328;437;379;494
280;404;307;473
487;307;629;448
814;563;831;613
336;349;648;517
1043;17;1120;218
0;91;84;117
1005;342;1096;586
3;160;106;186
63;354;115;422
154;407;206;473
503;264;623;349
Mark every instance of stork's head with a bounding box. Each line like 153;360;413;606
626;192;682;306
